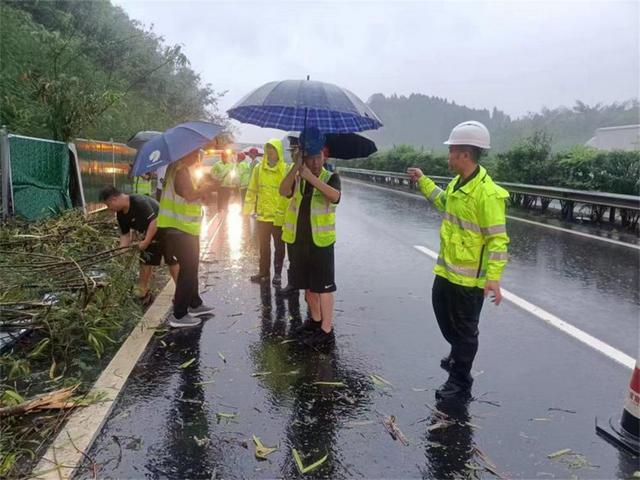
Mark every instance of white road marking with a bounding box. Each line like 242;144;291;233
505;214;639;250
342;177;640;250
413;244;635;370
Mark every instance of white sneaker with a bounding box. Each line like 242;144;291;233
168;313;201;328
188;304;215;317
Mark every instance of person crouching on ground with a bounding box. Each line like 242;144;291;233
243;139;288;286
158;150;217;328
279;127;341;348
100;186;178;300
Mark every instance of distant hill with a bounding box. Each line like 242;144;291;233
365;93;639;152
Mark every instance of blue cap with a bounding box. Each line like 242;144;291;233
299;127;325;156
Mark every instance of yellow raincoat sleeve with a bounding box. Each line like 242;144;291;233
417;176;447;211
273;163;293;227
479;187;510;281
242;166;259;216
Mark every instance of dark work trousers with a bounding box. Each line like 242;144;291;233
432;275;484;386
257;220;285;277
165;229;203;318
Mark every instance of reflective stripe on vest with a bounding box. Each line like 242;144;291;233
437;256;486;279
281;168;336;247
157;165;202;236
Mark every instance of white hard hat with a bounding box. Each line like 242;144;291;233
444;121;491;149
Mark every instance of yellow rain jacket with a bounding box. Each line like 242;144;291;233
243;139;288;225
237;161;251;188
418;166;509;288
211;160;235;187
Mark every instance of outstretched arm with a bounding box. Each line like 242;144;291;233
407;167;447;211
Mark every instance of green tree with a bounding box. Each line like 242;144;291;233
0;1;225;141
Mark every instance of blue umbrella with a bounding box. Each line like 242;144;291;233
131;121;225;176
227;79;383;133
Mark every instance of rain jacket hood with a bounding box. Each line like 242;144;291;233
262;138;286;174
242;138;289;224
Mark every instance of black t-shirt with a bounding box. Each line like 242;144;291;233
295;173;341;245
117;194;159;235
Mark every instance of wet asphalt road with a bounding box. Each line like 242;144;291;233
80;181;639;479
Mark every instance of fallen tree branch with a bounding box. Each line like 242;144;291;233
0;385;80;418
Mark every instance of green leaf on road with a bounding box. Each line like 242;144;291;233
252;435;277;459
313;381;345;387
292;448;328;474
216;412;236;419
179;358;196;369
547;448;572;459
370;374;393;387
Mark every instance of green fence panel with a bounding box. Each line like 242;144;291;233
9;136;72;220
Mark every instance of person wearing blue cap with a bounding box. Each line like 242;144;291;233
279;127;341;348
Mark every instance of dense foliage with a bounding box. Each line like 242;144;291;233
366;93;639;152
0;210;145;478
0;0;225;141
342;134;640;196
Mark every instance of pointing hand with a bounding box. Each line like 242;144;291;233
407;168;424;182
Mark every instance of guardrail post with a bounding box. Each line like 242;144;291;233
1;125;12;220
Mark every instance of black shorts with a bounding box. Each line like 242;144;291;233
288;241;336;293
139;232;178;267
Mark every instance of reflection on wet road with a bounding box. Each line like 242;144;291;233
80;183;638;479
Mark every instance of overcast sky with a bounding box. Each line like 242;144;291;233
113;0;639;143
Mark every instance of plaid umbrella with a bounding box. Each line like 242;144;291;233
227;79;383;133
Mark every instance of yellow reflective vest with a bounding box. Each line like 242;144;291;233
134;177;153;195
242;139;288;224
157;164;202;236
237;161;251;188
418;166;509;288
282;168;336;247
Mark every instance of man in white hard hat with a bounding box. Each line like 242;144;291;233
407;121;510;400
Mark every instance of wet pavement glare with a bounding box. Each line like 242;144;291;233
80;183;639;479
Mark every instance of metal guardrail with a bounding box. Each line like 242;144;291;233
338;167;640;211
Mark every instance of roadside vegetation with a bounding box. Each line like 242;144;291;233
341;133;640;230
0;210;144;478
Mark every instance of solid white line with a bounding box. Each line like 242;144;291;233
413;244;635;370
342;177;640;250
505;214;639;250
